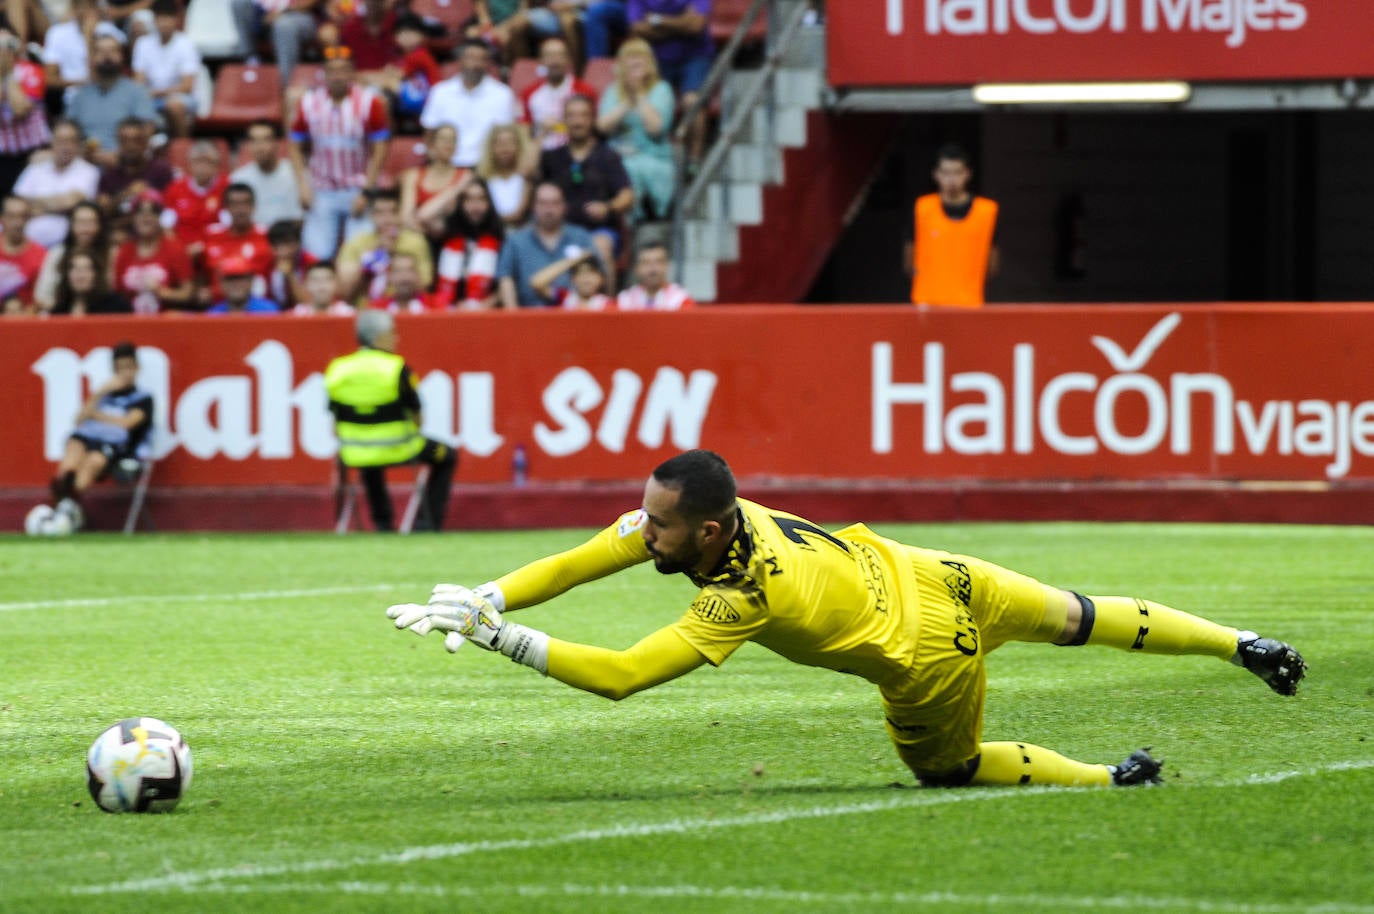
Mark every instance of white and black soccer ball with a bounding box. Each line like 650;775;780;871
86;718;193;813
23;504;55;535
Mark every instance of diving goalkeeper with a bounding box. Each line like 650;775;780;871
387;449;1306;788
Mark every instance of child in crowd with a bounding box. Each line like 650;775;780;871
292;261;356;316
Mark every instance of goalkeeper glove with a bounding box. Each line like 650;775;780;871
385;583;548;673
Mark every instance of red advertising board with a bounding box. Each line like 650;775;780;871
828;1;1374;87
3;305;1374;489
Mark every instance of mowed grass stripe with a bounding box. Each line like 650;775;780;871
0;582;427;612
72;759;1374;896
140;879;1374;913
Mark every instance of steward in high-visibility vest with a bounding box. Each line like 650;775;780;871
908;143;1000;308
326;310;456;531
326;347;426;468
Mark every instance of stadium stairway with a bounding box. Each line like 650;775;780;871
677;4;898;302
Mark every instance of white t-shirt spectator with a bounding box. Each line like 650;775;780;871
420;75;519;168
43;19;126;97
229;160;305;229
13;157;101;248
132;31;201;95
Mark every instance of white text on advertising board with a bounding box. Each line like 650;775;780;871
31;342;717;462
901;0;1307;48
872;314;1374;478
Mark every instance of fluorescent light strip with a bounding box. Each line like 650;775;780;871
973;82;1192;104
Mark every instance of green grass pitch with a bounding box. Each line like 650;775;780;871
1;522;1372;914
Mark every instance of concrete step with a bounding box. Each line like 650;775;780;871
702;180;764;225
774;67;824;108
682;219;740;263
681;258;717;303
727;142;784;184
736;105;809;148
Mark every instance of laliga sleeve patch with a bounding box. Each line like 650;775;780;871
617;509;648;538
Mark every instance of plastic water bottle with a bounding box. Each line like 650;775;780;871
511;444;528;487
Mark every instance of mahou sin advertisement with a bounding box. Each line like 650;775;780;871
4;305;1374;489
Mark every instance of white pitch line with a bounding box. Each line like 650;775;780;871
71;759;1374;897
161;879;1374;913
0;583;426;613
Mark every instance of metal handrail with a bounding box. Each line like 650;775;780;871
671;0;812;285
671;0;770;147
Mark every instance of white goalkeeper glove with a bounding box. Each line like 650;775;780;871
385;582;548;673
385;582;506;638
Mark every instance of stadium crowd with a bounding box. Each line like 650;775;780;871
0;0;716;317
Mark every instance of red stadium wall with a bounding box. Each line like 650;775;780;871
4;305;1374;530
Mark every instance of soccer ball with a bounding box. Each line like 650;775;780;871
86;718;193;813
44;509;75;537
23;504;54;535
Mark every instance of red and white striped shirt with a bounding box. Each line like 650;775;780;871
369;292;441;313
290;85;390;192
0;61;51;154
434;235;500;309
615;282;695;311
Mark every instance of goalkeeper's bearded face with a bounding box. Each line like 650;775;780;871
641;479;708;575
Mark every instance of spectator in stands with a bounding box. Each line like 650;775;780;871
0;194;45;306
497;180;599;308
616;240;693;309
433;176;503;310
96;117;173;226
266;218;315;310
598;37;674;220
627;0;711;163
398;124;466;239
208;255;280;313
112;189;195;313
577;0;627;61
0;28;50;198
51;249;131;315
44;0;126;107
131;0;200;138
201;182;273;305
13;118;100;248
906;143;1000;308
67;34;158;163
336;188;433;305
420;38;519;170
470;0;563;65
230;119;305;229
162;140;228;261
290;45;391;261
2;0;48;45
230;0;320;85
320;0;397;74
325;309;456;532
476;122;533;227
292;259;354;315
368;251;437;312
539;93;631;288
533;249;609;308
33;200;108;313
359;13;441;122
46;340;151;531
520;36;597;152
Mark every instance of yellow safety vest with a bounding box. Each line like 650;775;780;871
324;348;425;467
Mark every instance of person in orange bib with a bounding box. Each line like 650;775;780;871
908;144;999;308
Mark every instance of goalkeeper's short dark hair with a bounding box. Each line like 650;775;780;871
112;341;137;364
652;450;737;525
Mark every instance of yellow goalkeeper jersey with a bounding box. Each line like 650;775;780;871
494;498;922;686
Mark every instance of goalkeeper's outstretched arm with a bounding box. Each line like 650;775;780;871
545;627;707;701
493;520;654;611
